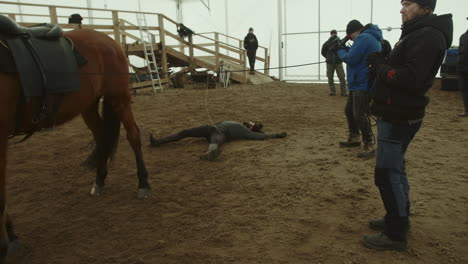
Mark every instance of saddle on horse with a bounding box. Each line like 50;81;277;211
0;14;87;137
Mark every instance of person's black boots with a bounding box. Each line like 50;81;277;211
357;142;375;159
200;144;221;161
362;233;407;251
339;133;361;147
368;218;411;231
149;133;161;147
369;218;386;231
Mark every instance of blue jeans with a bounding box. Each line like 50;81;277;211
375;119;422;241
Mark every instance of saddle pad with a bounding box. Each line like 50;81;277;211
5;36;80;97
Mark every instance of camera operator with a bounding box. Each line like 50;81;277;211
332;20;383;158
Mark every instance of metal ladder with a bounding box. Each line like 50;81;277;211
136;12;162;93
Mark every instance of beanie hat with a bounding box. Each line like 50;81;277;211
330;29;337;35
346;20;363;35
68;14;83;24
249;27;254;31
402;0;437;10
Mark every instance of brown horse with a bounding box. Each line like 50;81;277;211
0;29;150;260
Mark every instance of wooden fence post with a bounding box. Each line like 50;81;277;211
49;7;58;24
121;20;127;46
158;15;169;83
112;11;121;44
215;32;220;71
264;48;269;75
239;40;243;61
188;34;194;70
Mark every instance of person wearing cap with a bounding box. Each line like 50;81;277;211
458;18;468;117
333;20;383;158
244;27;259;74
321;29;348;96
68;13;83;24
364;0;453;251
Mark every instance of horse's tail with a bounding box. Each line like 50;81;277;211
99;97;121;162
82;97;120;169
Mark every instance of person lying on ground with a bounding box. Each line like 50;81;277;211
149;121;287;161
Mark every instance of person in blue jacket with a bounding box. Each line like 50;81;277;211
335;20;382;158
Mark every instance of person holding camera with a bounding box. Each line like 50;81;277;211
364;0;452;251
332;20;383;158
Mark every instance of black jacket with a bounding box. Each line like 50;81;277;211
215;121;270;140
244;33;258;50
381;39;392;59
458;29;468;78
321;35;343;64
370;14;453;121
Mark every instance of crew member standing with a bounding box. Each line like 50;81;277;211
334;20;383;158
321;29;348;96
364;0;453;250
244;27;259;74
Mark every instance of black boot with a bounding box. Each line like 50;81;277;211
362;233;407;251
200;144;221;161
149;133;161;147
369;218;385;231
357;142;375;159
339;133;361;147
368;218;411;232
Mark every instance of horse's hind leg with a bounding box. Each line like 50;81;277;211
81;101;108;196
117;104;150;199
81;100;101;169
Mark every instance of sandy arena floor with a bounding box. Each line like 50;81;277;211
5;81;468;264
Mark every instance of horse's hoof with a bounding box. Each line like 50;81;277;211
90;183;105;196
137;188;151;199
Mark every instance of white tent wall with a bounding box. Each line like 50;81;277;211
3;0;467;81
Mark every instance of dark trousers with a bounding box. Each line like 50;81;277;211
462;77;468;113
158;125;225;145
247;49;257;71
375;119;422;241
345;90;373;143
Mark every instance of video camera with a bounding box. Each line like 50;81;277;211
330;35;351;52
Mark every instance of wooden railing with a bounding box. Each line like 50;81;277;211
0;1;270;83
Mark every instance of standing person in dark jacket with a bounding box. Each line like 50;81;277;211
458;18;468;117
364;0;453;251
149;121;287;161
244;27;259;74
335;20;382;158
321;30;348;96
